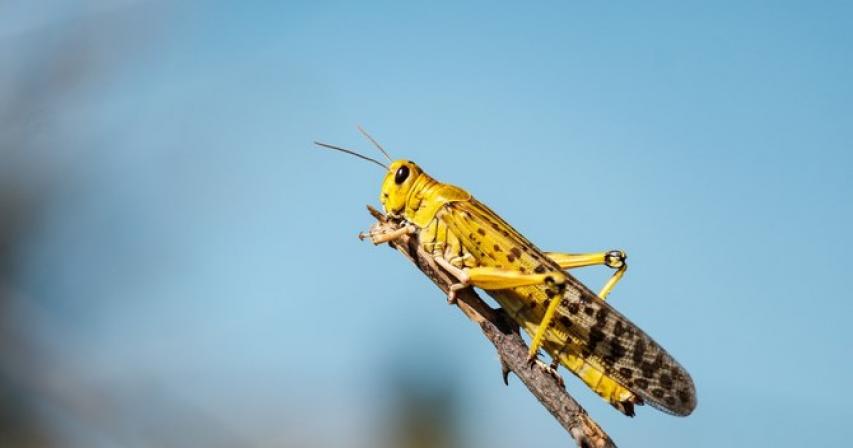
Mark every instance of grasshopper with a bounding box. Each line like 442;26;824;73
316;130;696;417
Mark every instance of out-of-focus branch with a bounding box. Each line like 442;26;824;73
364;206;616;448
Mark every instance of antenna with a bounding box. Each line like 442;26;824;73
314;141;388;170
357;126;393;162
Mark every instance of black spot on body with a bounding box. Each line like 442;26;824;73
651;388;665;399
595;308;609;321
544;288;558;298
633;339;647;364
507;254;515;262
635;378;649;389
614;321;626;337
611;341;626;358
677;389;691;404
477;228;486;236
619;367;633;378
660;374;673;389
665;396;676;406
567;303;579;314
534;265;546;274
493;244;502;252
559;316;572;327
589;328;605;345
510;247;522;258
584;307;595;317
646;354;664;378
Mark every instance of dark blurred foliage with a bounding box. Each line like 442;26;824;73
383;374;461;448
0;4;245;446
0;14;92;448
0;4;466;447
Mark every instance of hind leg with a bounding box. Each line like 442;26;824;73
545;250;627;299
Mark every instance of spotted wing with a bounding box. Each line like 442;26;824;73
441;198;697;416
554;287;697;415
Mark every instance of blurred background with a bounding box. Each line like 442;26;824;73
1;1;851;447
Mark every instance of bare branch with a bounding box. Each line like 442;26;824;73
364;206;617;448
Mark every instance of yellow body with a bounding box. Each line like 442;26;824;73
378;160;696;416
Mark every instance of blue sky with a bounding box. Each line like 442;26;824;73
2;1;851;446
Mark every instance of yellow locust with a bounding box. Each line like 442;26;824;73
316;131;696;417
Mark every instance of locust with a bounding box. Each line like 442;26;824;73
316;130;696;417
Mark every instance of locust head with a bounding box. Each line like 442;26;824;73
379;160;424;218
314;128;449;225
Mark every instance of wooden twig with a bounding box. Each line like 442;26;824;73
363;206;617;448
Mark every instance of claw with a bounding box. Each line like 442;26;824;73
447;283;467;305
526;352;564;388
534;359;565;389
549;357;560;370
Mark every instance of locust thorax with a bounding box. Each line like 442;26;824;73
379;160;470;228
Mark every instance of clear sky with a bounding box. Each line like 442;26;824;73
1;1;851;446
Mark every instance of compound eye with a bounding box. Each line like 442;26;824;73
394;165;410;184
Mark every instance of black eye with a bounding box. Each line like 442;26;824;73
394;165;410;184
